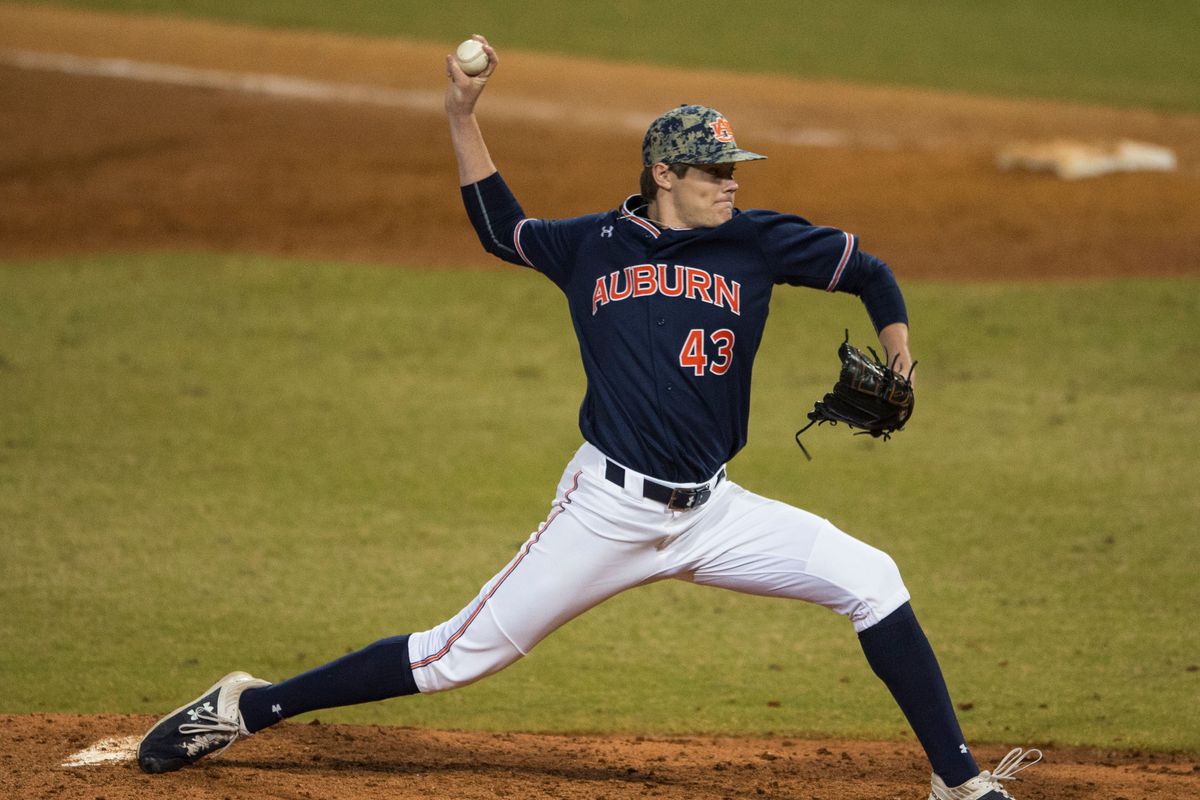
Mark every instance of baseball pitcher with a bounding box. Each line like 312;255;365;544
137;36;1040;800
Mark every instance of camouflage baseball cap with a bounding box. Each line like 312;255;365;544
642;104;766;167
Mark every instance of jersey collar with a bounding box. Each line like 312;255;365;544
619;195;741;237
619;195;663;238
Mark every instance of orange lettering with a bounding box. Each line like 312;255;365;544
609;268;633;301
713;274;741;315
591;276;610;315
709;117;734;142
631;264;657;297
658;264;684;297
684;267;713;304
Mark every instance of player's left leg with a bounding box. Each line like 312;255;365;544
677;479;909;629
675;480;1028;794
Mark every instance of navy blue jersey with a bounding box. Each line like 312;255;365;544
463;173;906;482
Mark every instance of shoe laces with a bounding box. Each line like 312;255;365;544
177;703;245;757
933;748;1043;800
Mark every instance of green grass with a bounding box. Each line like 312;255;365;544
21;0;1200;112
1;254;1197;751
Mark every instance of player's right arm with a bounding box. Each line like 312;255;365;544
444;36;529;267
445;35;499;186
444;39;580;283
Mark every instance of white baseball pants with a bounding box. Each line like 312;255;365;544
407;442;910;694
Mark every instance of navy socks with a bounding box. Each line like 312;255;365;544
858;603;979;787
234;608;977;788
238;634;419;733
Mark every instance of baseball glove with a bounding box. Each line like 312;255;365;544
795;332;916;460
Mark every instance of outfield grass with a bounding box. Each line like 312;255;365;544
20;0;1200;112
1;255;1197;750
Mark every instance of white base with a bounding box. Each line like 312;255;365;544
997;139;1177;180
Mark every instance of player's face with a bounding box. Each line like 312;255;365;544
666;163;739;228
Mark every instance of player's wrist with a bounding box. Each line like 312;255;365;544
444;100;478;120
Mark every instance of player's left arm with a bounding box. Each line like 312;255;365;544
752;213;913;375
877;321;913;380
836;248;914;378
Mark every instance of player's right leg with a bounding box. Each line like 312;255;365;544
406;445;675;693
138;444;665;773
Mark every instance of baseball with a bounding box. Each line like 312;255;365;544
455;39;489;76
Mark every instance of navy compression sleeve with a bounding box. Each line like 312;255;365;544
460;171;528;266
838;251;909;332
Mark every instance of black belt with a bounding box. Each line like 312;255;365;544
605;460;726;511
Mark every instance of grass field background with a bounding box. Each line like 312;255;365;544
1;256;1197;750
16;0;1200;112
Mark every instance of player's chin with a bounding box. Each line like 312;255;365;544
712;205;734;224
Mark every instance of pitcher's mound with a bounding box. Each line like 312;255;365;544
7;713;1195;800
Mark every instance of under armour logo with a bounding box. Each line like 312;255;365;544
187;701;215;721
272;703;283;717
959;743;969;754
601;226;614;238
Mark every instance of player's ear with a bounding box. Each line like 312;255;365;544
651;163;675;193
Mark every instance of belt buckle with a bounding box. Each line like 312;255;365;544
667;483;710;511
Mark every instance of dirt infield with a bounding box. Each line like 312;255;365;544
1;4;1198;278
5;714;1199;800
2;5;1200;799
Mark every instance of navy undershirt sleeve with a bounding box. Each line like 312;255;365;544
837;250;909;333
460;171;528;267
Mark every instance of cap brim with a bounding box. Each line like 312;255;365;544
671;148;767;165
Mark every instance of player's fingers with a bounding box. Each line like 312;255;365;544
479;48;499;76
445;55;476;88
446;53;495;86
444;56;472;115
469;34;499;75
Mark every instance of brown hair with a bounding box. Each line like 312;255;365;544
638;163;690;200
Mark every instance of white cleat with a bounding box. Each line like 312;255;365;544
928;747;1043;800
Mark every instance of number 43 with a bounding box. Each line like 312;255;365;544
679;328;735;376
